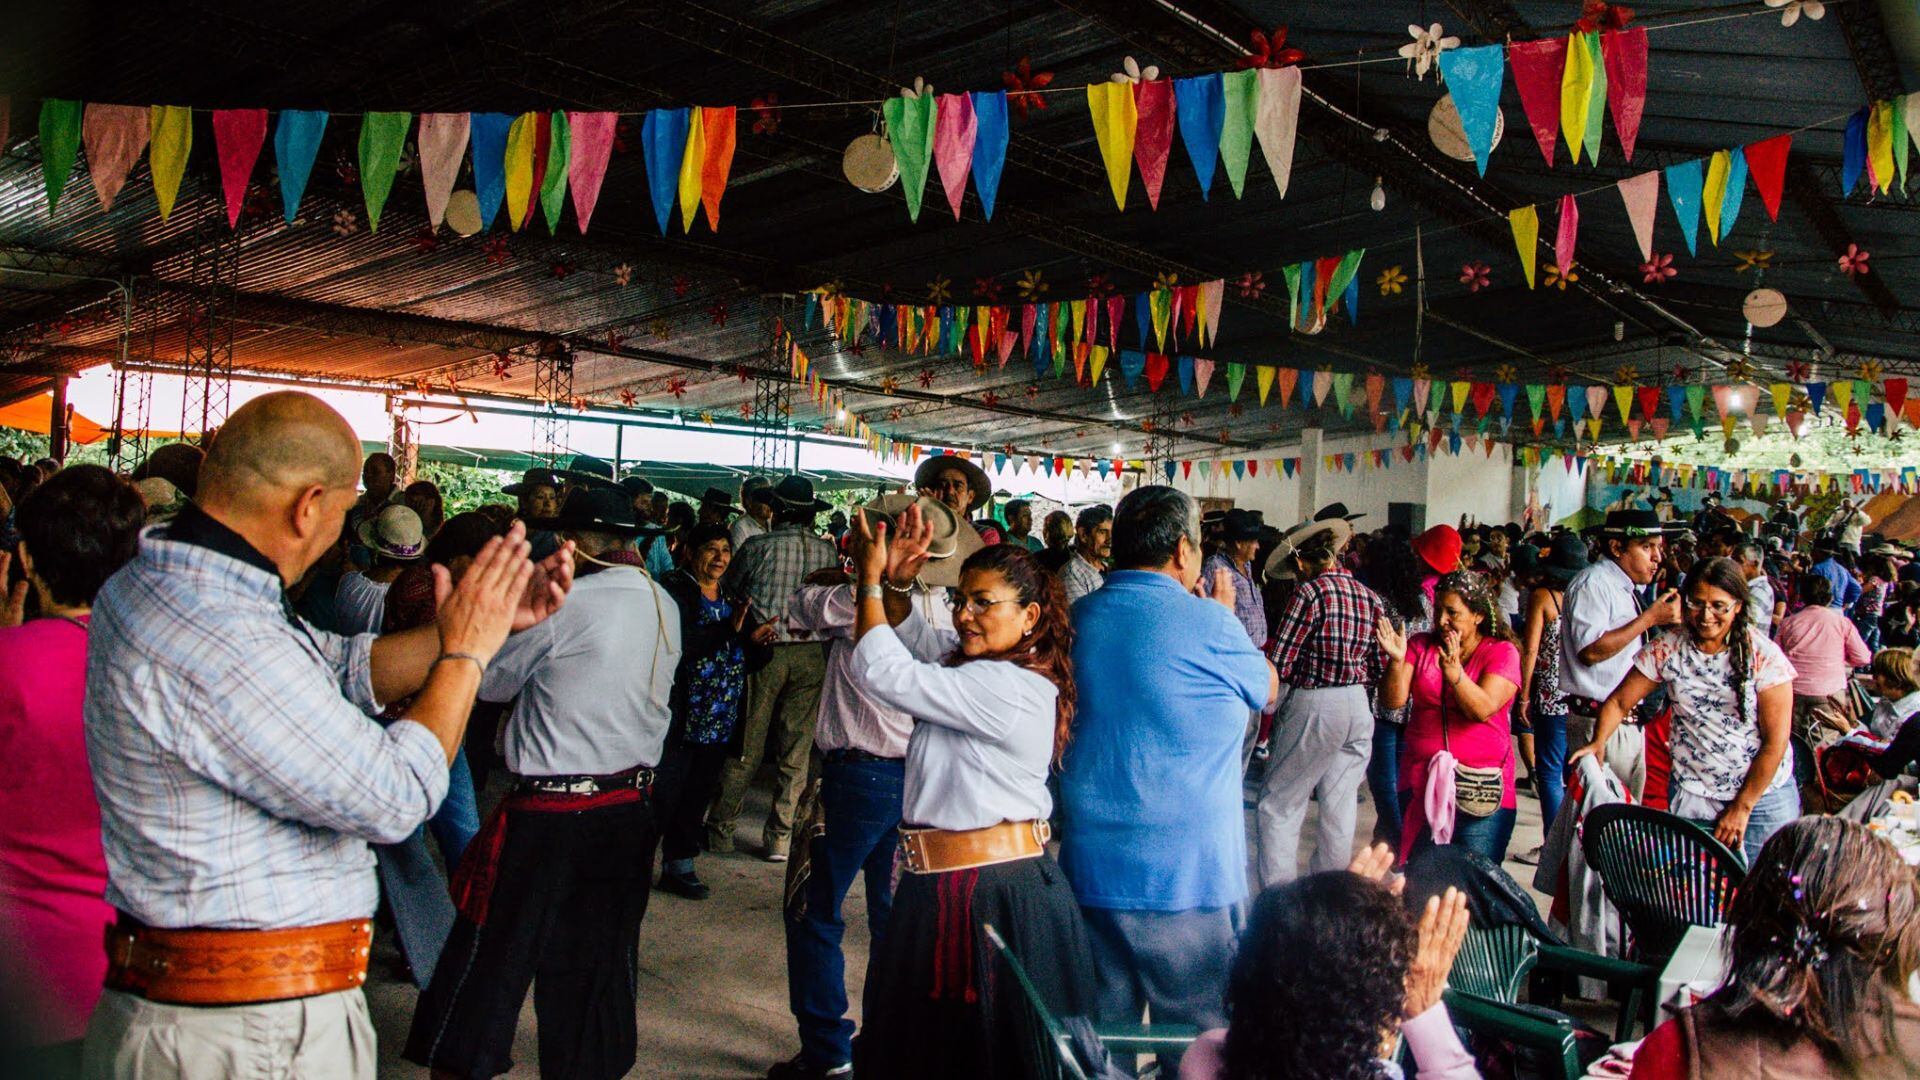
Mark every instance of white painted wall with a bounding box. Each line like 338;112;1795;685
1166;457;1300;524
1530;455;1592;526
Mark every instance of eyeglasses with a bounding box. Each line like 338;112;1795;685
1684;598;1740;616
949;595;1024;616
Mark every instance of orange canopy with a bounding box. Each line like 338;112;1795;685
0;392;184;445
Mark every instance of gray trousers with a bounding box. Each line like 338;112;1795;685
707;641;827;851
1083;904;1242;1068
1568;710;1646;803
1256;684;1373;887
82;987;375;1080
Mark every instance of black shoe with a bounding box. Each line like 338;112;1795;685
768;1052;851;1079
656;868;711;900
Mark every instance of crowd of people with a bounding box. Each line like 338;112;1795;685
7;395;1920;1079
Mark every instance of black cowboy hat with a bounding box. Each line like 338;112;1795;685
913;453;991;513
561;454;618;488
1583;508;1681;540
771;474;832;515
535;485;666;536
1539;533;1591;585
698;487;740;515
502;467;566;496
1314;502;1368;523
1221;507;1264;542
618;474;655;497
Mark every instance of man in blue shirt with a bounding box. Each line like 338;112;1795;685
1060;486;1278;1058
1810;544;1861;612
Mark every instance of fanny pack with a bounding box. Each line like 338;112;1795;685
1443;681;1508;819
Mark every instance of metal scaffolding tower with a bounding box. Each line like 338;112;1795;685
179;221;238;443
532;341;574;465
1146;391;1182;480
750;375;794;475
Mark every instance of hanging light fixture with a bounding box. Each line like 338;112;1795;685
1369;177;1386;212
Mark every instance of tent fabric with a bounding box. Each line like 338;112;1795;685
0;393;184;444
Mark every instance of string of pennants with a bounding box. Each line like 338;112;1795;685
1594;454;1920;498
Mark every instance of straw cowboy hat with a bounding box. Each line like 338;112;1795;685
357;504;427;560
1262;517;1354;583
860;493;984;588
913;453;992;514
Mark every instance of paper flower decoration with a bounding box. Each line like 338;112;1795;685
549;260;574;279
1860;360;1886;382
973;276;1003;302
1016;268;1048;299
899;76;934;99
1237;26;1305;69
649;317;671;339
672;274;692;297
819;279;845;301
331;207;360;236
1838;243;1870;276
1672;364;1693;382
739;402;754;419
570;396;590;412
1733;249;1773;273
1615;365;1640;386
1026;384;1042;401
482;237;510;265
1765;0;1824;26
1544;263;1579;291
1085;273;1115;298
981;390;1002;409
1108;56;1161;84
879;375;899;394
886;406;904;422
1376;265;1408;296
1152;271;1180;292
1725;357;1755;382
412;227;440;254
1575;1;1636;32
918;368;936;389
1398;24;1459;81
1494;363;1519;384
1458;261;1491;292
1639;253;1676;285
606;329;626;350
1411;362;1432;380
619;388;637;407
613;262;633;286
845;338;866;357
1235;271;1266;299
750;94;780;135
699;411;714;425
1002;57;1055;121
1787;360;1810;382
667;377;689;399
926;275;952;303
491;353;514;379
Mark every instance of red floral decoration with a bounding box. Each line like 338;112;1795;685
1838;244;1871;277
606;329;627;350
667;377;689;399
1671;364;1692;382
1002;57;1055;121
482;237;511;265
750;94;781;135
491;352;514;380
974;276;1003;302
549;260;574;279
739;402;754;419
1085;273;1115;298
1639;252;1676;285
1575;1;1635;32
1235;271;1266;299
707;303;730;326
1458;261;1491;292
1141;418;1157;433
918;368;936;389
1025;384;1041;401
847;338;867;357
571;396;590;412
1229;403;1245;417
1787;360;1811;382
886;407;904;422
981;390;1001;408
619;388;637;407
735;363;753;383
1180;412;1196;427
1236;26;1305;70
672;275;692;297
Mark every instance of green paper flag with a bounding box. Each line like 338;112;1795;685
1323;249;1365;314
540;110;571;232
38;99;83;214
1429;380;1447;414
1227;362;1246;402
358;111;411;233
1582;32;1607;164
1686;383;1707;422
883;94;938;222
1281;263;1301;328
1526;384;1547;418
1332;371;1355;417
1218;70;1258;199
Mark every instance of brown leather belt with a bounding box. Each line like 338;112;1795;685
104;916;373;1006
898;820;1050;874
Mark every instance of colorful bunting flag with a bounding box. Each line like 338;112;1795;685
1133;79;1175;209
469;112;514;231
1175;73;1225;198
211;109;267;229
37;99;82;215
971;91;1009;220
698;105;736;229
1664;158;1703;256
932;93;976;221
641;109;688;235
1086;81;1137;210
415;113;466;229
80;104;148;212
883;93;937;221
1554;194;1578;276
566;111;617;232
1438;45;1505;175
1602;27;1648;160
1508;38;1567;167
1253;67;1302;198
1218;69;1259;198
1744;133;1791;222
358;111;411;233
1509;205;1539;288
148;105;192;222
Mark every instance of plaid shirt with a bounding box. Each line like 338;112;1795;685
1201;553;1268;647
726;523;839;644
1268;566;1388;690
85;506;448;929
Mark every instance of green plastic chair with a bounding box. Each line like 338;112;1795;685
1447;920;1659;1041
984;923;1196;1080
1444;989;1590;1080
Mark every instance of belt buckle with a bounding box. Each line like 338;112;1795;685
899;829;927;873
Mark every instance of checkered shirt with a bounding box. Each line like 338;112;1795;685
726;523;840;643
1267;566;1388;689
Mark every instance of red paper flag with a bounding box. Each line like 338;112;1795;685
1601;28;1648;161
1508;38;1569;167
1636;385;1659;419
699;106;737;230
1470;382;1497;416
1145;353;1170;391
1887;378;1908;418
1181;460;1192;479
1105;295;1124;349
1132;79;1175;210
566;111;618;232
211;109;268;228
1744;133;1792;222
1554;193;1578;276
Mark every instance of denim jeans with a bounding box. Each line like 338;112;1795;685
428;748;479;869
786;757;905;1069
1532;713;1569;831
1677;782;1801;867
1407;803;1518;865
1367;719;1403;849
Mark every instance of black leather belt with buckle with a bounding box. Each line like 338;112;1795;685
511;766;655;796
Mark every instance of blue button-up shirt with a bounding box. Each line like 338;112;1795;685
1811;556;1861;612
85;506;448;929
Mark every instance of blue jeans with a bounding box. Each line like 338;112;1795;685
1532;713;1569;831
1368;720;1403;848
1408;802;1518;865
1680;782;1801;867
786;758;905;1069
428;749;479;869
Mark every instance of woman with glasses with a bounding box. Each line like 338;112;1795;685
843;505;1093;1079
1572;557;1799;864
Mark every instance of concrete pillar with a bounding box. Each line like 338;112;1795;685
1297;427;1323;525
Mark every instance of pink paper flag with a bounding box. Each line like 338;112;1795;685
1105;295;1124;349
565;111;618;232
1617;171;1659;262
1602;28;1648;161
1199;278;1224;346
1252;67;1302;198
1194;357;1215;398
932;93;977;221
1554;194;1578;276
1508;38;1569;167
417;113;470;229
1132;79;1175;210
81;104;149;212
211;110;268;229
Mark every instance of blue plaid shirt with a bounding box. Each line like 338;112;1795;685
85;506;448;929
1201;553;1268;647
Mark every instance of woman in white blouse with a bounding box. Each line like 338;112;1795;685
846;504;1095;1079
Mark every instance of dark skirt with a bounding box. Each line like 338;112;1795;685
855;852;1095;1080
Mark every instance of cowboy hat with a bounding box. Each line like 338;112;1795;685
1539;533;1590;585
356;504;428;560
1411;524;1462;575
501;467;566;496
618;474;655;497
1313;502;1368;523
698;487;741;515
860;493;984;588
1220;508;1264;542
914;453;991;513
1262;518;1354;583
561;454;618;488
1583;508;1681;540
771;474;832;515
535;485;666;536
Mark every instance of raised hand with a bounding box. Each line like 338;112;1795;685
851;509;889;585
1403;887;1471;1019
1347;842;1400;893
1210;566;1237;611
514;537;574;632
1648;588;1683;627
886;503;936;585
433;522;539;666
1376;616;1409;663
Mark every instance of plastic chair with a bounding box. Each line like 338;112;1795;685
1444;989;1590;1080
1447;918;1660;1041
983;923;1196;1080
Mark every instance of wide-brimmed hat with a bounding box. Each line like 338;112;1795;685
618;474;655;498
698;487;740;515
1262;518;1354;583
561;454;618;488
1221;508;1264;542
536;485;666;536
860;493;984;588
913;453;991;513
1412;524;1462;575
502;467;566;496
356;504;427;560
1314;502;1367;523
1539;533;1591;585
771;474;832;515
1584;508;1681;540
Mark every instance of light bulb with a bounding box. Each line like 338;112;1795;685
1111;442;1123;454
1369;178;1386;212
837;408;847;420
1727;391;1743;412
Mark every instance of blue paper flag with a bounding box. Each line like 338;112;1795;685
641;108;691;235
1568;385;1588;422
1666;384;1687;419
1868;402;1886;432
1134;293;1151;350
468;112;514;231
1120;349;1147;389
1720;147;1748;240
1392;377;1413;412
1343;276;1359;325
1498;383;1519;416
1842;107;1867;195
970;91;1009;221
1664;159;1704;256
1807;382;1827;415
1438;44;1506;176
1173;73;1225;199
1163;461;1177;482
273;110;328;224
1177;354;1195;395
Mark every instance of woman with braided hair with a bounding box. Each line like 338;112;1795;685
1572;556;1799;864
1633;815;1920;1077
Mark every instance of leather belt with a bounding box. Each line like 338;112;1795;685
104;916;372;1006
824;748;902;764
511;765;654;796
899;820;1050;875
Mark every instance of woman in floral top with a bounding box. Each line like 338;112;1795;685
1573;557;1798;865
657;524;775;899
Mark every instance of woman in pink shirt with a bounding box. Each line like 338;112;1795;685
1776;573;1872;786
0;465;144;1076
1378;571;1523;864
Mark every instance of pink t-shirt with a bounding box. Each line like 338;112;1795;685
1776;605;1872;698
1399;632;1522;810
0;617;111;1043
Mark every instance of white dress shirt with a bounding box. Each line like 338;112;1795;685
1558;557;1647;703
1747;574;1776;634
333;571;392;635
481;566;682;776
852;612;1056;831
788;582;953;758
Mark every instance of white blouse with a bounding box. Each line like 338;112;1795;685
851;612;1057;831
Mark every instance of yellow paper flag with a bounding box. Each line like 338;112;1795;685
1770;383;1791;417
1086;82;1138;211
678;106;706;232
1560;34;1596;165
1702;149;1730;245
148;105;192;221
1450;380;1471;413
1089;345;1110;386
1613;385;1633;422
1510;205;1540;289
1832;380;1853;413
1069;300;1086;343
1868;99;1896;194
1255;365;1276;405
504;112;537;231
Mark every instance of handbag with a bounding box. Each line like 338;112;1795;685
1441;669;1508;819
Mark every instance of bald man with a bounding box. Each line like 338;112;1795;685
80;392;572;1080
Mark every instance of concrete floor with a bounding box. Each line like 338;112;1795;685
369;769;1550;1078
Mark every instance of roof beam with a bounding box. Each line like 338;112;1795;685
1835;0;1908;101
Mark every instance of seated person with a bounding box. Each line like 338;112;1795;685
1865;648;1920;741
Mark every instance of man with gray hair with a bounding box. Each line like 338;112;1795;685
1060;486;1278;1063
1057;504;1113;605
1735;540;1780;634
